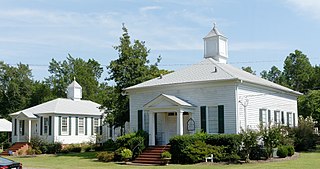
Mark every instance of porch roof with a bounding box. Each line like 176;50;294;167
144;94;195;109
0;119;12;132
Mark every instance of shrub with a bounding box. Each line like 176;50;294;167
182;140;214;164
277;146;288;158
115;131;148;158
47;142;62;154
102;139;116;151
64;144;82;153
169;132;241;164
121;148;133;160
96;152;115;162
26;148;35;155
286;145;295;156
239;129;259;162
260;125;282;158
291;116;317;151
114;147;125;161
161;151;171;159
249;145;267;160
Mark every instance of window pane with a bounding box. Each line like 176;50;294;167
79;118;84;134
61;117;68;134
208;106;218;133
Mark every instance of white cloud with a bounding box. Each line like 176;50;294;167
139;6;162;13
285;0;320;20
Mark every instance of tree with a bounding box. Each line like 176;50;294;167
0;62;34;119
45;54;104;103
283;50;314;92
106;24;164;128
29;81;55;107
242;66;256;75
260;66;285;85
312;65;320;90
298;90;320;124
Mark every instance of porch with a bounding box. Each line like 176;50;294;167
12;112;38;143
143;94;196;146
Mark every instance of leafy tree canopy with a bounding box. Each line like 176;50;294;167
242;66;256;75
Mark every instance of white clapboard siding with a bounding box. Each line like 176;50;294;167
237;82;298;131
129;81;237;134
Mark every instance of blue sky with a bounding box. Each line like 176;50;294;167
0;0;319;82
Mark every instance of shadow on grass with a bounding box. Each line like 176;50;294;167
54;151;98;160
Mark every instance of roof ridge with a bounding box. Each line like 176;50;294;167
206;58;237;79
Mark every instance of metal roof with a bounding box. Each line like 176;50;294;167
0;119;12;132
68;80;82;88
126;58;301;96
203;25;224;39
10;98;103;117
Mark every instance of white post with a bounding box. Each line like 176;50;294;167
17;119;20;142
148;112;155;145
177;110;183;135
28;120;32;142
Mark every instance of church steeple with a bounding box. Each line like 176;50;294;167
67;78;82;101
203;23;228;63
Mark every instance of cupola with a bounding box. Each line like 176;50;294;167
203;24;228;63
67;78;82;101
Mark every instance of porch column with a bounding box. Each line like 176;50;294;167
17;119;20;142
177;109;183;135
28;120;31;142
148;112;155;145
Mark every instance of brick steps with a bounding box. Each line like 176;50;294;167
132;145;170;165
0;142;29;156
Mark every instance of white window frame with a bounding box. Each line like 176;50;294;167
44;117;49;134
93;118;99;134
287;112;293;127
78;117;84;135
259;109;267;126
274;110;281;124
61;117;68;135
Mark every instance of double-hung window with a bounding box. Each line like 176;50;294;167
259;109;267;126
94;118;99;134
287;112;293;127
61;117;68;135
78;118;84;134
274;111;281;124
208;106;218;133
44;117;49;134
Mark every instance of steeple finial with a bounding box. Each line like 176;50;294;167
74;76;76;81
213;22;216;29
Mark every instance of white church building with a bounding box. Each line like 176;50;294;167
10;80;112;144
125;26;301;146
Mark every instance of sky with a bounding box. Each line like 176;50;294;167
0;0;320;82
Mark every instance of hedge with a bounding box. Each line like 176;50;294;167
169;133;241;164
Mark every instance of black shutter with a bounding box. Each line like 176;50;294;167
155;113;157;135
259;109;262;123
200;106;207;132
138;110;143;131
218;105;224;134
287;112;290;127
22;120;25;135
85;117;88;135
91;117;94;135
109;124;112;137
69;116;72;135
293;113;296;127
75;117;78;135
49;116;52;136
281;111;284;124
268;110;271;123
58;116;61;135
40;117;43;135
274;111;277;123
100;118;103;135
14;119;17;136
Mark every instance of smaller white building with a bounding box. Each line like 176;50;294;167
10;80;114;144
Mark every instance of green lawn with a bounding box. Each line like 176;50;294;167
6;151;320;169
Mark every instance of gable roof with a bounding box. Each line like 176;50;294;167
144;94;194;109
126;58;301;96
10;98;103;117
0;119;12;132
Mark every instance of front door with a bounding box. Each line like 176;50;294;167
165;112;177;144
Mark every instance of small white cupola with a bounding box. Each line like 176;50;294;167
203;23;228;63
67;78;82;101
